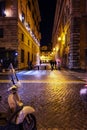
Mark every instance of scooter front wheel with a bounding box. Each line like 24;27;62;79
23;114;37;130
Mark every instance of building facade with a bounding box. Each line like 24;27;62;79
40;45;52;63
52;0;87;70
0;0;41;70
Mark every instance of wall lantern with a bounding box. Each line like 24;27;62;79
58;37;61;41
53;48;56;51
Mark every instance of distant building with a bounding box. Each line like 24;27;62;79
41;46;48;51
40;51;52;63
0;0;41;70
52;0;87;70
40;45;52;63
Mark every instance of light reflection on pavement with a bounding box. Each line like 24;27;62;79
0;70;87;130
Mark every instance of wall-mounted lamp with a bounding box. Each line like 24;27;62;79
58;35;65;44
53;48;56;51
58;37;61;41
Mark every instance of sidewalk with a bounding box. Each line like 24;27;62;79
68;70;87;82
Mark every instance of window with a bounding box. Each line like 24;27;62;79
28;0;31;11
28;40;30;45
0;28;3;38
0;1;5;17
21;33;24;42
28;52;30;63
21;49;24;63
32;12;34;20
26;22;30;31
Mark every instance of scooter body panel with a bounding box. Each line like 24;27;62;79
16;106;35;124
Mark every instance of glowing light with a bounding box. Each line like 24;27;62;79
80;88;87;95
84;84;87;87
56;47;59;51
53;48;55;51
25;23;30;30
4;9;12;17
22;16;24;20
58;37;61;41
80;87;87;102
19;14;22;21
62;35;65;42
19;13;40;46
14;52;18;56
40;55;45;60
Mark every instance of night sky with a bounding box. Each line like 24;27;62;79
38;0;57;46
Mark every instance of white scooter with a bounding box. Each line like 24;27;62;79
0;71;37;130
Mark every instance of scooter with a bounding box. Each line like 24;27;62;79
0;71;37;130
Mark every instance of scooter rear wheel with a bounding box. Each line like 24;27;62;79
23;114;37;130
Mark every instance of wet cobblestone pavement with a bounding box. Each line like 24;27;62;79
0;70;87;130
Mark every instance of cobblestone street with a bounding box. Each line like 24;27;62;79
0;69;87;130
